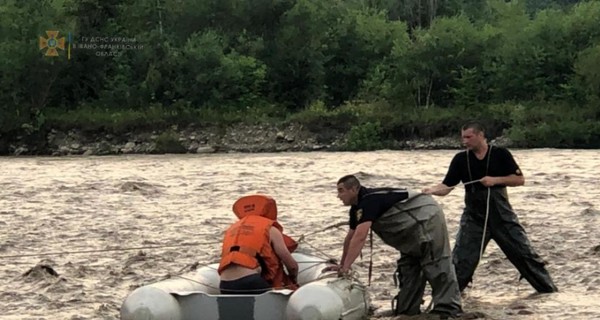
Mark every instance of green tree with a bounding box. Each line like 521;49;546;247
0;0;66;136
264;0;334;109
376;15;487;108
323;8;407;106
571;44;600;105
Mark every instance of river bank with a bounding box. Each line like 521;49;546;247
3;123;515;156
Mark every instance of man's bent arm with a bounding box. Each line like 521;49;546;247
340;229;354;267
481;174;524;187
423;183;454;196
341;222;371;271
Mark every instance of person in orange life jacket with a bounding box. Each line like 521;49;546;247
218;195;299;294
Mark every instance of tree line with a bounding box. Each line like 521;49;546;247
1;0;599;153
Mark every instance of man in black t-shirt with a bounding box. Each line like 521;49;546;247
335;175;462;318
423;122;557;294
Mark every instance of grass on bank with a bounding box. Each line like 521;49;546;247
43;103;287;134
40;101;600;149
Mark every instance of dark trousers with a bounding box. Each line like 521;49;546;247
219;273;270;295
452;188;557;293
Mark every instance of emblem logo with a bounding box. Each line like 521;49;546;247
355;209;363;221
39;31;66;57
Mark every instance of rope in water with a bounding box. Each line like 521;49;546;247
0;222;349;260
425;178;482;193
474;187;492;291
176;252;357;293
0;227;351;293
0;241;221;259
2;179;483;261
425;179;495;309
0;219;353;260
422;178;484;312
4;179;493;296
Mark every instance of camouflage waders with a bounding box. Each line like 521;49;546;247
371;193;462;317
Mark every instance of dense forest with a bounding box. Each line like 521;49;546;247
1;0;599;153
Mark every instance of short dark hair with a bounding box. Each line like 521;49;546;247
462;121;486;134
337;175;361;189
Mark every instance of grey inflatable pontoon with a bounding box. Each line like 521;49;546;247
120;252;370;320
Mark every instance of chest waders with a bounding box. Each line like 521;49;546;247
465;145;492;290
452;147;558;293
371;193;462;317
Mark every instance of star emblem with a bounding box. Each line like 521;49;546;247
39;31;65;57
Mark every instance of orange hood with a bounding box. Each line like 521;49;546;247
232;195;298;252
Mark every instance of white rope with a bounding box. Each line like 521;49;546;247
480;187;491;262
175;252;339;293
471;187;491;292
426;179;482;194
0;240;222;259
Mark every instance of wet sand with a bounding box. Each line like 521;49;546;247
1;149;599;319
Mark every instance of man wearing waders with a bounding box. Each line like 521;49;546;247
423;122;558;294
334;175;462;319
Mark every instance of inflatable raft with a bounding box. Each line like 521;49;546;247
120;252;370;320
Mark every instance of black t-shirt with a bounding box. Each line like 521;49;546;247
442;146;522;192
348;187;409;230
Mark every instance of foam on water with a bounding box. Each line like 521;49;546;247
0;150;599;319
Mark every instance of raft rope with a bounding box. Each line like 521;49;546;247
425;183;491;312
420;178;484;313
432;180;491;294
174;256;349;293
0;223;348;293
426;178;483;194
1;220;352;260
0;239;222;260
368;229;373;286
466;145;493;294
292;220;348;243
2;182;494;297
474;186;491;292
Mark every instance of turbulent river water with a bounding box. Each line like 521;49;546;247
1;149;599;319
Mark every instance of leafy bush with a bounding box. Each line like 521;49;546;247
506;103;600;148
343;122;385;151
287;101;358;132
154;131;186;154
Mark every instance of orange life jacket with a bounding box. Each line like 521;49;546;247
218;195;298;290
